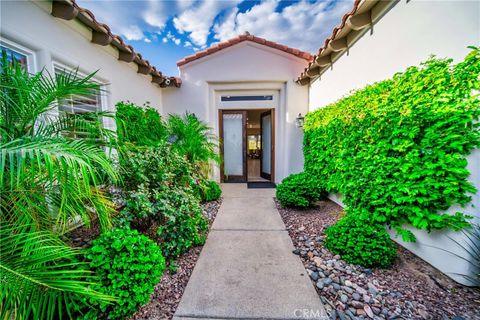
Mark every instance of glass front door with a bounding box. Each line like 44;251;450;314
220;111;247;182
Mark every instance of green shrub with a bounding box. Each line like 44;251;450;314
85;228;165;319
201;180;222;202
276;172;327;207
156;188;208;257
115;101;167;146
304;49;480;240
116;144;198;225
116;145;208;258
324;214;397;268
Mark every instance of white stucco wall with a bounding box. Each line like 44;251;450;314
0;0;165;123
163;42;309;183
308;0;480;285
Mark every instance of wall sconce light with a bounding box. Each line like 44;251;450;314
295;113;305;128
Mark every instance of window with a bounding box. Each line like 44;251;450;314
54;66;105;138
1;46;27;67
0;40;35;72
221;95;273;102
54;66;103;114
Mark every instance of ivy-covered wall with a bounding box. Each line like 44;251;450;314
304;49;480;241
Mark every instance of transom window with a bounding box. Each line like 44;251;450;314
221;95;273;102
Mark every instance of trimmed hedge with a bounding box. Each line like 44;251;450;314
325;214;397;268
276;172;327;208
84;228;165;319
304;48;480;241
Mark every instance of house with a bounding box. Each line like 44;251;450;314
296;0;480;285
1;0;479;284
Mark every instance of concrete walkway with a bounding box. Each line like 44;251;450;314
174;184;325;320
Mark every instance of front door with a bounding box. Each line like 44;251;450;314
219;110;247;182
260;110;274;181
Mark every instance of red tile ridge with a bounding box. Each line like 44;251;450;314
177;33;313;67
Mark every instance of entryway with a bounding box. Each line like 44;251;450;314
219;108;275;184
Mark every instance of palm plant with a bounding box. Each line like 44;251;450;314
0;54;117;318
167;112;220;176
0;224;116;320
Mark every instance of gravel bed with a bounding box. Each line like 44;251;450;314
131;198;222;320
276;199;480;320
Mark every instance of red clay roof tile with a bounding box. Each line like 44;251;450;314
177;33;313;67
52;0;180;88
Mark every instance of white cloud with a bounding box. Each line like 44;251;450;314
174;38;181;45
184;41;193;48
173;0;241;47
162;37;168;43
121;25;144;41
213;0;353;53
142;0;171;29
144;38;152;43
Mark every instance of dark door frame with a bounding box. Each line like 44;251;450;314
219;109;247;182
260;109;275;182
219;108;275;183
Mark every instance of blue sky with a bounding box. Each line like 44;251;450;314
77;0;353;75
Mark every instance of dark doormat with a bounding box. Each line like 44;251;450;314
247;182;276;189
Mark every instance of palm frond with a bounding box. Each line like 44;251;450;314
0;137;116;231
0;224;117;320
167;112;220;167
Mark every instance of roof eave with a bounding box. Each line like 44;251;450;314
296;0;398;86
51;0;180;88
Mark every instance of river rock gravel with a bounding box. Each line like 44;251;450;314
276;199;480;320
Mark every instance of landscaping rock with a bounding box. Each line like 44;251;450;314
276;199;480;320
309;271;319;281
364;305;374;318
316;281;325;290
351;300;364;309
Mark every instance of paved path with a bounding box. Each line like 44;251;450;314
173;184;325;320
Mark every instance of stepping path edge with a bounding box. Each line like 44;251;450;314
173;184;326;320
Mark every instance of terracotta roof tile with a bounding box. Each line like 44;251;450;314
51;0;180;88
177;33;313;67
296;0;395;84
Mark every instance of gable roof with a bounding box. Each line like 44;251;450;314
296;0;397;85
50;0;181;88
177;33;313;67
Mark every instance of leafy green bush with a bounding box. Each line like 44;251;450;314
116;145;208;257
117;144;197;224
276;172;327;207
200;180;222;202
156;188;208;257
304;49;480;240
324;214;397;268
85;228;165;319
115;101;167;146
